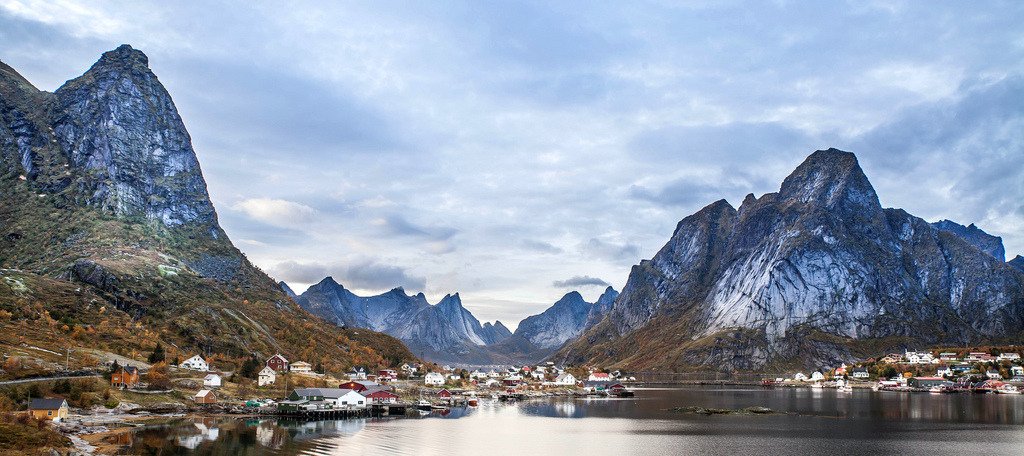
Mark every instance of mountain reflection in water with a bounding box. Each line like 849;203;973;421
115;386;1024;455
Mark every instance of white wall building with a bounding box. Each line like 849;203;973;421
425;372;445;386
203;374;222;388
258;366;276;386
180;355;209;372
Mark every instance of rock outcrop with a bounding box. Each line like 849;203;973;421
515;287;618;349
932;220;1006;261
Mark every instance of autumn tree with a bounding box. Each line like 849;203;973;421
146;362;171;390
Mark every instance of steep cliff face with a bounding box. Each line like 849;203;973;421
480;321;513;344
559;149;1024;371
0;46;415;371
515;287;619;349
1011;256;1024;273
932;220;1006;261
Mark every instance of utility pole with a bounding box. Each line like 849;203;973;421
66;347;70;371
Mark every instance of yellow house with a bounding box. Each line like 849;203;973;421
29;398;69;422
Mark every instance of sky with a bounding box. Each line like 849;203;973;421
2;1;1023;330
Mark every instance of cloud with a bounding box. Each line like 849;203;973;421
552;275;610;288
232;198;317;227
373;214;458;241
519;239;563;254
270;259;426;292
581;238;641;264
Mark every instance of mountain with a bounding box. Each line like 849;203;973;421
279;281;298;299
515;287;618;349
1011;256;1024;273
0;45;415;372
932;220;1005;261
556;148;1024;372
295;279;521;364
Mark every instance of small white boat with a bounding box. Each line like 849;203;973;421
838;385;853;393
996;385;1021;394
416;399;432;410
928;386;944;394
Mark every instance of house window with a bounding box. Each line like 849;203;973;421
48;411;53;416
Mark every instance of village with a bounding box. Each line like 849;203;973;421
18;351;637;428
763;348;1024;394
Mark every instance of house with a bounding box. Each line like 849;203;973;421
332;389;367;409
378;369;397;381
834;364;848;377
905;351;935;365
810;371;825;381
998;353;1021;361
111;365;140;388
987;370;1004;380
530;371;545;380
583;381;610;393
266;354;289;372
588;372;611;382
291;361;313;374
400;363;414;373
965;352;996;363
194;389;217;404
484;378;500;388
487;370;500;378
448;374;462;381
1011;366;1024;377
365;390;400;404
348;367;367;380
936;366;953;377
793;372;808;382
338;380;384;393
879;354;902;364
908;377;952;389
470;370;488;379
937;350;962;360
437;389;453;399
289;388;366;409
258;366;276;386
851;368;870;379
29;398;69;422
503;374;523;387
424;372;445;386
180;355;209;371
203;374;222;388
554;373;577;386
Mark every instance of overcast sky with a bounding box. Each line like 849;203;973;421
2;1;1022;330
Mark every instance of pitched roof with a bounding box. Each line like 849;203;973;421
194;389;215;397
29;398;67;410
259;366;276;375
293;388;360;399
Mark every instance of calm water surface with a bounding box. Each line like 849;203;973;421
117;386;1024;455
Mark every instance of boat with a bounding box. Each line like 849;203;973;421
928;386;944;393
838;385;853;393
468;398;479;406
416;399;432;411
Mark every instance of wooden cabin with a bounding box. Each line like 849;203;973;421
111;366;140;388
29;398;69;422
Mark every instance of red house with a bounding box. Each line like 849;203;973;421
266;354;289;372
338;380;383;393
437;389;452;398
365;390;400;404
378;369;397;381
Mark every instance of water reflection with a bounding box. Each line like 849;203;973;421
114;388;1024;455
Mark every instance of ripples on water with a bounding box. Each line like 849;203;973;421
117;386;1024;455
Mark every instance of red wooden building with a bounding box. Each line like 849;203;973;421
365;390;400;404
437;389;452;398
266;354;289;372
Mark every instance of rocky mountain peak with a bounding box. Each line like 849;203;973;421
1010;255;1024;273
93;44;150;70
779;148;879;212
932;219;1005;261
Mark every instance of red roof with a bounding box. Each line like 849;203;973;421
591;373;610;378
366;390;399;398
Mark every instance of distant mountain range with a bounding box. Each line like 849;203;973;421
556;149;1024;372
291;277;617;365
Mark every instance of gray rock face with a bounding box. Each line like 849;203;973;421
576;149;1024;370
480;321;513;344
932;220;1006;261
1010;256;1024;273
51;45;217;230
515;287;619;349
279;281;297;299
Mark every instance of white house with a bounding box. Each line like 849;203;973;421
424;372;445;386
470;370;488;379
936;366;953;377
1012;366;1024;377
998;353;1021;361
258;366;276;386
484;378;500;387
448;374;462;381
487;370;501;378
588;372;611;382
553;373;577;386
348;367;367;380
851;368;870;379
793;372;808;382
333;390;367;409
291;361;313;374
530;371;545;380
180;355;209;372
203;374;222;388
987;370;1003;380
810;371;825;381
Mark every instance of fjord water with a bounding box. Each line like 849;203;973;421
121;387;1024;455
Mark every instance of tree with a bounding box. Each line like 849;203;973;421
108;360;121;375
239;355;261;379
147;343;165;364
146;362;171;390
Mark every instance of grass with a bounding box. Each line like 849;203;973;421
0;414;71;456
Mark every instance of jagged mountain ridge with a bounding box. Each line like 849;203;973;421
515;287;618;349
295;278;520;363
557;148;1024;372
932;220;1005;261
0;45;415;371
